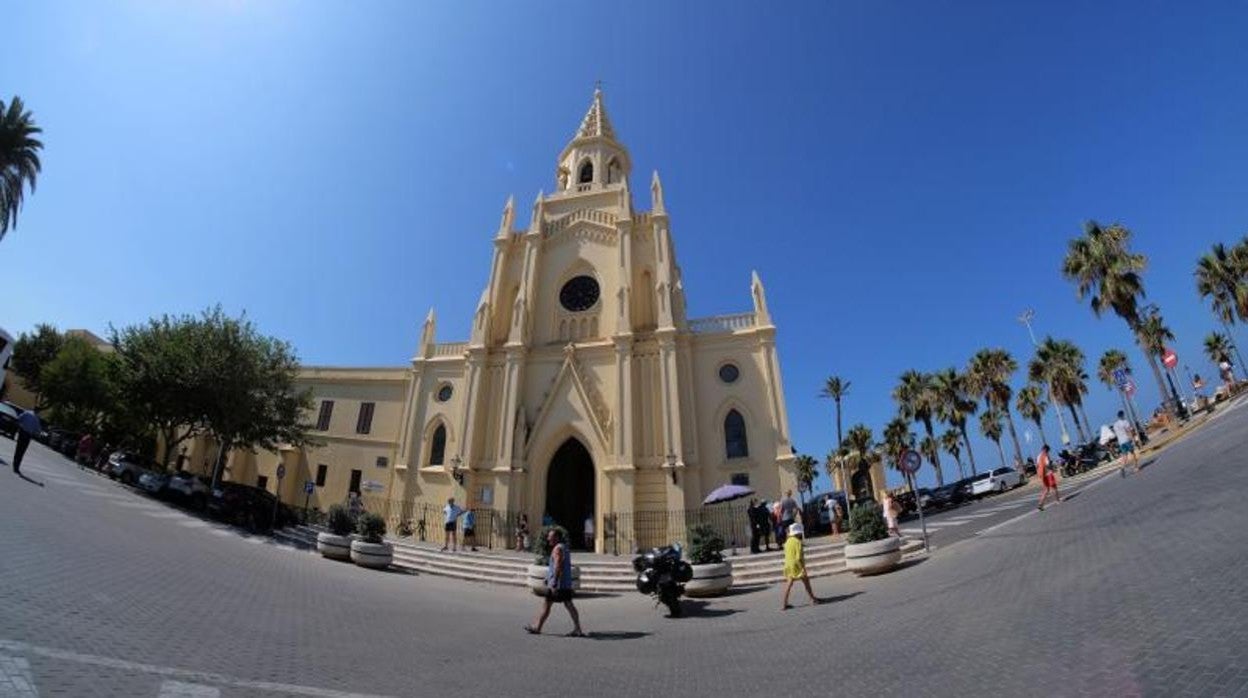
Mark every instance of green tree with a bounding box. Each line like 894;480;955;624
10;324;65;408
38;336;118;433
1205;331;1233;367
940;428;964;480
1097;348;1139;425
1014;383;1049;447
932;367;979;476
1062;220;1171;416
1028;337;1091;442
881;416;915;493
979;409;1006;467
893;370;944;486
841;423;876;502
818;375;851;451
0;96;43;240
793;454;817;505
966;348;1024;467
1195;238;1248;325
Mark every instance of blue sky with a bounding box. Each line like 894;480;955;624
5;2;1248;491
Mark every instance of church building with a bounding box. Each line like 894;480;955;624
225;89;799;551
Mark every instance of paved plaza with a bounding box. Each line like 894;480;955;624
2;401;1248;697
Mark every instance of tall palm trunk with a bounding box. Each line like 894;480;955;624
1067;403;1087;442
835;400;843;451
923;417;943;486
1139;341;1173;415
1032;419;1049;449
1076;402;1093;437
959;426;979;476
1002;405;1024;466
993;439;1006;466
952;453;965;481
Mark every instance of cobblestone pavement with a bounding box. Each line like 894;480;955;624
2;400;1248;697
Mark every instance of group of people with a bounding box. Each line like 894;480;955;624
746;490;802;554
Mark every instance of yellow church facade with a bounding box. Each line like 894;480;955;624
226;90;803;551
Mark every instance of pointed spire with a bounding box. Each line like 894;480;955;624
496;194;515;239
751;271;772;326
575;85;616;140
529;190;544;232
650;170;665;215
418;308;437;356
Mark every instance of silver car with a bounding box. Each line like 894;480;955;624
137;470;170;495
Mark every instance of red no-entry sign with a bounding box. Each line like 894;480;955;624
1163;348;1178;369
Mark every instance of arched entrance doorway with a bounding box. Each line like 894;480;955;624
545;438;595;550
851;465;874;503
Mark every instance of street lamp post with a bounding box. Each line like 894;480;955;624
1019;309;1071;446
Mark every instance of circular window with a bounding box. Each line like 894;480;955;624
559;275;600;312
718;363;740;384
436;384;453;402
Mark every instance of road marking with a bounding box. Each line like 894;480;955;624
976;470;1119;537
0;653;37;696
0;639;393;698
158;680;220;697
943;513;997;522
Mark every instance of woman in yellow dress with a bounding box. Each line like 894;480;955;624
781;523;822;610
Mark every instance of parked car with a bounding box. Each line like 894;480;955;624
0;402;19;438
167;471;211;505
109;451;156;485
137;470;171;495
208;482;293;531
971;466;1023;497
927;482;970;509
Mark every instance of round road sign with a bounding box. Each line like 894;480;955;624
1163;348;1178;369
900;449;922;475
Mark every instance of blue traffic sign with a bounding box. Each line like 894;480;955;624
304;480;315;494
1113;368;1129;388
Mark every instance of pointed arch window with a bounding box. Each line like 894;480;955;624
724;409;749;459
429;424;447;466
578;160;594;184
606;157;622;184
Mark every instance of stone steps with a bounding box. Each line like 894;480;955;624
275;524;921;591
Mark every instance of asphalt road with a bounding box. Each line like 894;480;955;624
3;398;1248;697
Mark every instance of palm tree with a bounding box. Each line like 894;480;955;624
1028;337;1090;442
1195;239;1248;325
893;370;944;486
842;423;876;502
932;367;979;476
979;409;1006;466
940;428;965;480
1062;220;1171;415
1097;348;1138;424
1205;332;1236;383
819;376;851;451
1137;307;1183;413
0;96;43;240
966;349;1024;467
1014;383;1049;448
793;454;817;506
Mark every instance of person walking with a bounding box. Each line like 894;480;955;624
525;528;585;637
780;523;821;610
1112;410;1141;476
12;409;42;475
441;497;466;551
462;508;478;551
881;491;900;538
1037;444;1062;511
758;500;774;551
515;513;530;552
748;498;768;554
832;499;845;536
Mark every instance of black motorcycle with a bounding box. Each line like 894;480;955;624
1059;443;1102;477
632;543;693;617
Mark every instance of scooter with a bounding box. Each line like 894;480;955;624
632;543;693;618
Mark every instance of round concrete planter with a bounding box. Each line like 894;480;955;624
316;532;352;561
685;562;732;597
526;564;582;595
844;537;902;576
350;540;394;569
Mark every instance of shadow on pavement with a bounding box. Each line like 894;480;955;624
815;591;864;604
680;599;741;618
587;631;650;641
17;473;46;487
891;557;928;573
718;584;770;597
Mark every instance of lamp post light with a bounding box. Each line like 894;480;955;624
450;455;465;487
1018;309;1071;446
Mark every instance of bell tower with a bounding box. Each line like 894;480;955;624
555;87;632;193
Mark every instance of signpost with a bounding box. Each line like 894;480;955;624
272;464;287;528
303;480;314;522
899;449;929;552
1113;368;1129;389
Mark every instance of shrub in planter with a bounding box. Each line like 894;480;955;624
844;502;901;575
685;523;732;597
526;525;581;595
317;504;354;561
350;512;393;569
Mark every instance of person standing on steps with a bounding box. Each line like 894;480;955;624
12;408;42;475
441;497;466;552
462;508;478;551
1112;410;1141;476
780;523;821;610
525;528;585;637
1036;444;1062;511
582;513;594;551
